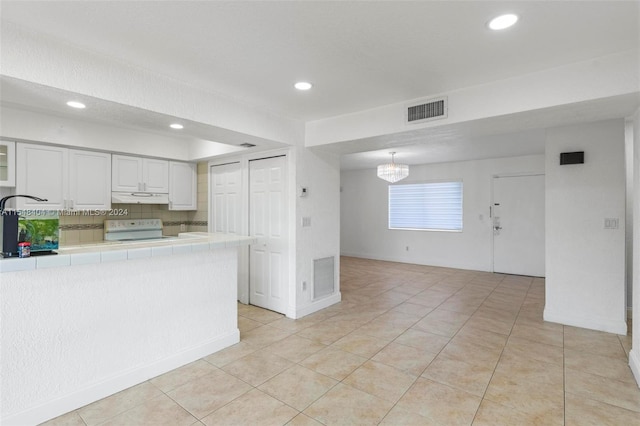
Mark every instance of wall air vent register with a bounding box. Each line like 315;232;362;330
406;96;448;124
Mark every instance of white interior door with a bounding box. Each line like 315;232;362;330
211;163;241;234
249;156;288;314
210;162;247;303
493;174;545;277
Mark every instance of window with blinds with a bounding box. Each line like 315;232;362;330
389;181;463;231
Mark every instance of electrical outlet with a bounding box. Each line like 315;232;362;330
406;246;409;251
180;223;186;231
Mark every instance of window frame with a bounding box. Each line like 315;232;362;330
388;180;464;232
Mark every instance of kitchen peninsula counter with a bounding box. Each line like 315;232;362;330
0;232;255;273
1;232;253;425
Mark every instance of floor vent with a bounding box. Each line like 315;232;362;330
406;96;447;124
313;256;335;300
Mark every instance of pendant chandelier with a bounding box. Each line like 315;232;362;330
377;152;409;183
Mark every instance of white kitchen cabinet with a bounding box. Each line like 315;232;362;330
16;143;111;210
0;140;16;187
111;154;141;192
169;161;197;210
112;155;169;193
16;144;67;210
68;149;112;210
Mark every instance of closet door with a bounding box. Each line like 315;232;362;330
249;156;288;314
210;162;241;234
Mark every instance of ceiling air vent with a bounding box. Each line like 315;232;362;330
406;96;448;124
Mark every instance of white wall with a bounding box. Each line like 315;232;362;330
306;50;639;147
0;106;255;162
1;22;303;147
544;119;627;335
1;248;240;425
294;147;342;317
630;109;640;384
340;154;544;272
1;106;193;160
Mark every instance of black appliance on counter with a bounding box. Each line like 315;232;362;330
0;195;50;258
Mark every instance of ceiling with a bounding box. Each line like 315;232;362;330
1;1;639;168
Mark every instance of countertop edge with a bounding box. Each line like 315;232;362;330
0;233;256;273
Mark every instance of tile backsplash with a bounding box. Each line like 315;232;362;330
59;204;188;245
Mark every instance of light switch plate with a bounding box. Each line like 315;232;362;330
604;218;619;229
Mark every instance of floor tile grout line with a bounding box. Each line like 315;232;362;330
49;260;639;425
378;271;515;424
468;273;530;425
374;271;506;424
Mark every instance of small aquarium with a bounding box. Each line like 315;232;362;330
18;210;59;253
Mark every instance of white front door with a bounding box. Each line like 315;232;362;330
493;174;545;277
249;156;288;314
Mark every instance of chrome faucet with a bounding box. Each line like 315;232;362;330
0;194;48;212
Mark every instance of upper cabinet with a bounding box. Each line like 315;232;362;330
112;155;169;193
0;140;16;187
16;143;111;210
169;161;197;211
68;150;112;211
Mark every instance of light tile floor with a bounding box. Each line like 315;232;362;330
42;256;639;425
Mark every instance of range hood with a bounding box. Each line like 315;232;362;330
111;192;169;205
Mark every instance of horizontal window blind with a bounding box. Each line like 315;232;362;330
389;181;463;231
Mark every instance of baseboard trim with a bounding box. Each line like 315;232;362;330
629;349;640;388
543;308;627;335
290;293;342;319
2;330;240;426
339;252;490;273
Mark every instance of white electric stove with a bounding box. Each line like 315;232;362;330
103;218;165;241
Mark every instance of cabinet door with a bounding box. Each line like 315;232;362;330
69;150;112;210
16;143;68;210
169;161;197;210
143;158;169;193
112;155;142;192
0;140;16;187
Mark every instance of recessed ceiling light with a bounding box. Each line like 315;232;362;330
294;81;312;91
488;14;518;30
66;101;86;109
169;123;184;129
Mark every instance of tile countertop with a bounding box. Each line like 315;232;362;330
0;232;256;273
